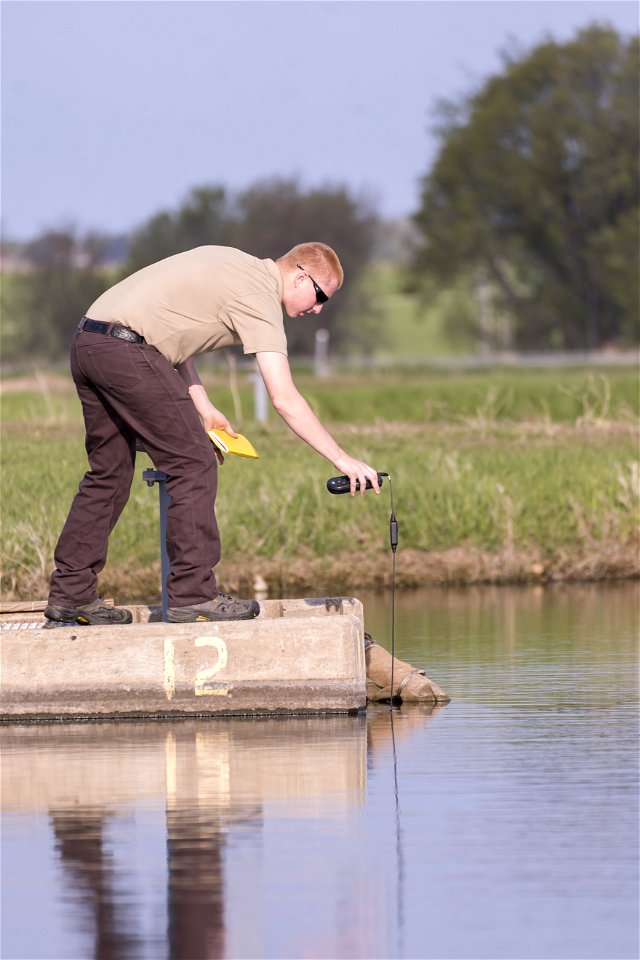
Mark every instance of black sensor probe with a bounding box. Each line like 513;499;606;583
326;470;400;707
326;471;387;494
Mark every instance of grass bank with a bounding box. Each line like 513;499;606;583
1;369;638;601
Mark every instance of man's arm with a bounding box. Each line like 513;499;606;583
256;351;380;496
175;358;236;464
175;358;236;435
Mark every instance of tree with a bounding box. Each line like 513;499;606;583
230;178;380;354
2;229;111;360
410;27;639;350
124;187;232;273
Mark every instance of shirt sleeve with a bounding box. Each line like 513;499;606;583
224;294;288;356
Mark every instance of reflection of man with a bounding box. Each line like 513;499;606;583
51;811;142;959
51;808;228;960
167;815;226;960
45;243;381;627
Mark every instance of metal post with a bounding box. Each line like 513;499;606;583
252;369;268;423
314;328;330;378
143;468;171;621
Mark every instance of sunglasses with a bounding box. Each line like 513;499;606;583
297;264;329;304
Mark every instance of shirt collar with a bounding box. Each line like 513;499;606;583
263;259;283;302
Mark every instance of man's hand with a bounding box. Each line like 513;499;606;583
174;361;237;464
199;403;236;465
333;455;381;497
200;404;236;436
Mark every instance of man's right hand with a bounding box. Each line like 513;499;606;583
333;456;381;497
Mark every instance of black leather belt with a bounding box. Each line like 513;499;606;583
78;317;145;344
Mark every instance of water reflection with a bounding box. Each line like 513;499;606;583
2;583;638;960
2;718;371;960
51;810;145;960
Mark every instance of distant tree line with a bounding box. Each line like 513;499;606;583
1;180;380;362
2;25;637;363
1;230;112;360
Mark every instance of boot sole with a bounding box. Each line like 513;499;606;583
75;614;133;625
44;606;76;623
45;605;132;626
167;611;259;623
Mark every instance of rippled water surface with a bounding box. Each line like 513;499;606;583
1;583;638;960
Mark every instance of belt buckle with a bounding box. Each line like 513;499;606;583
114;326;131;342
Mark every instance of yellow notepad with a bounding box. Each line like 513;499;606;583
207;429;259;459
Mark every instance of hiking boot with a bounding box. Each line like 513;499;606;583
44;599;133;626
167;593;260;623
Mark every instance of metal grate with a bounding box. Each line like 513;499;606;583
0;620;73;630
1;621;45;630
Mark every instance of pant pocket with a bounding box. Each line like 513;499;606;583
79;340;144;391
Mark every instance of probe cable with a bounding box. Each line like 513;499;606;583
325;469;398;705
386;475;405;949
387;474;399;710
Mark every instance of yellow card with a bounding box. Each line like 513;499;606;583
207;429;259;459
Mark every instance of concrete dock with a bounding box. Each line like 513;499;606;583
1;597;368;719
1;596;449;719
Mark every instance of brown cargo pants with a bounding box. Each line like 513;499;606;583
48;328;220;607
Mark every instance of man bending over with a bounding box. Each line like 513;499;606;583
45;242;381;626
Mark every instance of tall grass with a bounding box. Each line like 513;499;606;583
1;370;637;600
1;366;637;424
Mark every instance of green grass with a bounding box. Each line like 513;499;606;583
294;367;638;423
4;367;637;428
369;261;478;357
1;369;637;600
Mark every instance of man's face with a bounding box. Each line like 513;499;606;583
283;267;339;319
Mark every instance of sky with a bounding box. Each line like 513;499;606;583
1;0;638;241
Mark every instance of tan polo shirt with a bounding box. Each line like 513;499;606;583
87;246;287;365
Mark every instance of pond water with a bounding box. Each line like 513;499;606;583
1;583;638;960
